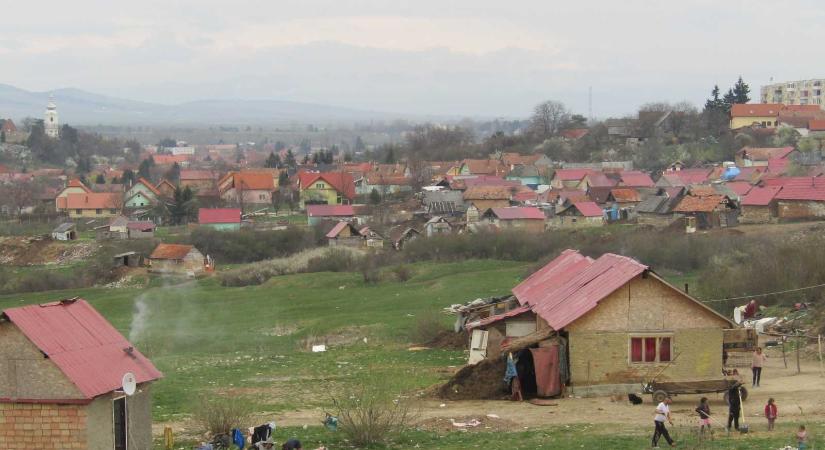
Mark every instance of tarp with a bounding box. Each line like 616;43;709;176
530;346;561;398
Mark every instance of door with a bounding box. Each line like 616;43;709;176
468;329;489;365
113;397;127;450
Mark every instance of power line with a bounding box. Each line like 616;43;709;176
700;282;825;303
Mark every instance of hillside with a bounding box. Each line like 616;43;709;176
0;84;390;125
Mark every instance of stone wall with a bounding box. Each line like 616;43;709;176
739;205;774;224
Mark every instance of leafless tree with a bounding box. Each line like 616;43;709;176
0;181;35;216
530;100;570;139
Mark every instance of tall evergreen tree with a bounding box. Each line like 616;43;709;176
265;151;281;168
733;76;751;104
285;149;297;168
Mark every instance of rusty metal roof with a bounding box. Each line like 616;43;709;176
2;299;162;400
465;305;533;330
149;243;194;260
512;250;647;330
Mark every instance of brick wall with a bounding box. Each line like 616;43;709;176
739;205;774;224
0;402;87;449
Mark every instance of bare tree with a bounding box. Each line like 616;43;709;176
530;100;570;139
0;181;35;216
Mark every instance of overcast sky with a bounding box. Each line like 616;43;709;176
1;0;823;118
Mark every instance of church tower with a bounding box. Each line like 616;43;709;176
44;95;59;138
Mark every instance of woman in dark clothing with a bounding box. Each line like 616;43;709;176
727;386;741;431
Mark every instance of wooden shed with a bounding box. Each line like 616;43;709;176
148;243;207;275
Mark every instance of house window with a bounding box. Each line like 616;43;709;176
315;183;324;189
259;194;266;200
110;209;117;214
75;209;82;215
630;336;672;363
113;397;127;450
96;209;102;215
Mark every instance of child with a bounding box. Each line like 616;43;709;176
765;398;777;431
797;425;808;450
696;397;712;436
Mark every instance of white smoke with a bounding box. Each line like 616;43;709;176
128;294;150;343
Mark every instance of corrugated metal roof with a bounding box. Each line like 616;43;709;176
725;181;754;196
150;243;194;260
553;169;592;181
772;177;825;201
198;208;241;224
306;204;355;217
325;221;358;238
490;207;545;220
2;299;162;399
742;186;782;206
573;201;604;217
619;171;655;188
609;188;641;203
465;305;532;330
512;250;647;330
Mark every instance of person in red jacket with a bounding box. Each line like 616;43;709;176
765;397;778;431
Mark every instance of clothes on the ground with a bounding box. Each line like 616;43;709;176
765;403;777;419
232;428;245;449
252;424;274;444
652;421;674;447
753;367;763;386
744;301;757;319
654;402;670;423
282;438;302;450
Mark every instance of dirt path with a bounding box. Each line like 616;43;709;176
244;355;825;430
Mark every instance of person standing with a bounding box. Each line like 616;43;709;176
752;347;767;387
765;398;778;431
696;397;712;436
652;396;676;448
797;425;808;450
727;386;741;431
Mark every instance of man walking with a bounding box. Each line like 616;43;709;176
652;396;676;448
752;347;767;387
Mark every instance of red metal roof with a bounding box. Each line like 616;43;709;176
306;204;355;217
770;177;825;201
741;186;782;206
198;208;241;224
584;172;617;188
619;171;655;188
2;299;162;400
489;207;545;220
553;169;592;181
737;146;795;161
767;158;790;174
573;201;604;217
150;243;195;260
325;221;362;239
512;250;647;330
725;181;754;196
465;305;533;330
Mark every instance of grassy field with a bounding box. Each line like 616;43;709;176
0;259;527;420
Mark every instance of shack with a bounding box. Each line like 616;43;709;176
198;208;242;231
0;298;162;450
148;243;207;275
127;221;155;239
51;222;77;241
481;207;546;233
112;251;142;268
550;201;604;228
672;194;738;229
453;250;734;398
325;222;364;248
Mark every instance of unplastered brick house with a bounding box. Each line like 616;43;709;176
0;298;162;450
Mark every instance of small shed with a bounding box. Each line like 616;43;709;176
198;208;241;231
740;186;781;224
424;216;453;237
359;226;385;248
306;204;356;226
127;221;155;239
112;251;142;267
672;194;739;229
0;298;162;450
148;243;207;275
51;222;77;241
325;222;364;248
481;207;546;233
389;226;421;250
550;201;605;228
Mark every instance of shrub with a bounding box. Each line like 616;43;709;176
332;384;415;447
305;248;359;273
192;396;253;437
409;310;449;344
391;264;413;282
185;227;315;264
219;247;364;287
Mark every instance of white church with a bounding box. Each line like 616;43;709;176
45;95;59;138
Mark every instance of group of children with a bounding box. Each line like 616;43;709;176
693;397;807;449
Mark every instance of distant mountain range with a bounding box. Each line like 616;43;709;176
0;84;394;125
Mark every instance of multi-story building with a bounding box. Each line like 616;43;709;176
761;79;825;106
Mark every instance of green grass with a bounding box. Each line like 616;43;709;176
158;423;819;449
0;259;526;421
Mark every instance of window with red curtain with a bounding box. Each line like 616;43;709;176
630;338;642;362
659;337;671;362
644;337;657;362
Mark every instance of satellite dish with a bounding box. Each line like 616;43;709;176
121;372;136;396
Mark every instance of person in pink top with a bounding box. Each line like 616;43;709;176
764;397;777;431
752;347;767;387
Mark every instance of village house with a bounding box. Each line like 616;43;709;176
356;173;413;196
739;186;782;224
155;179;177;199
481;207;546;233
306;204;356;226
550;169;592;189
423;189;466;216
672;193;739;229
388;226;421;250
463;250;734;397
359;226;385;248
458;159;508;177
764;177;825;221
0;298;162;450
729;103;784;129
198;208;242;231
735;146;797;167
634;189;684;227
550;201;604;228
218;171;276;207
325;222;365;248
179;170;218;193
148;243;208;275
56;192;122;218
424;216;453;237
504;164;547;187
55;179;91;204
296;171;356;208
462;186;515;211
124;178;161;208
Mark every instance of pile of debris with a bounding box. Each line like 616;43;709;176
444;295;516;332
437;357;508;400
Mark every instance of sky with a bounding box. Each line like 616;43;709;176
1;0;824;118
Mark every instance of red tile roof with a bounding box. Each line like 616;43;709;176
609;188;641;202
2;299;162;400
489;207;545;220
672;194;726;212
809;119;825;131
306;204;355;217
785;105;822;113
135;177;161;196
463;185;515;200
67;179;91;192
573;201;604;217
737;146;795;161
297;171;356;199
151;154;190;165
325;221;361;239
64;193;121;210
741;186;782;206
150;243;195;260
461;159;507;176
730;103;783;117
619;171;655;188
559;128;589;140
198;208;241;224
230;172;276;191
459;176;521;189
512;250;647;330
553;169;592;181
769;177;825;201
